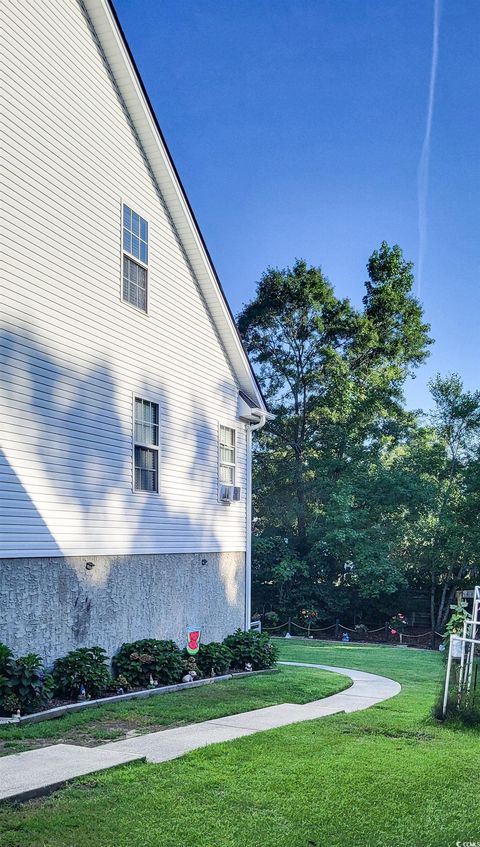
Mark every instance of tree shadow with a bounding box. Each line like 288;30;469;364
0;326;244;661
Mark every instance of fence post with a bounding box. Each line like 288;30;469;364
287;617;291;636
384;621;389;641
335;619;340;640
307;622;311;638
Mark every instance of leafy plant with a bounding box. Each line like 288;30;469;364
115;674;132;693
223;629;278;670
388;613;407;636
113;639;184;687
0;643;12;674
2;693;21;716
0;643;13;707
444;602;471;643
52;647;113;698
3;654;53;715
264;611;280;627
195;642;232;677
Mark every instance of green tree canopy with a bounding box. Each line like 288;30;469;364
238;244;432;619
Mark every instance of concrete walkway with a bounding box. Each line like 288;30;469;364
0;662;400;802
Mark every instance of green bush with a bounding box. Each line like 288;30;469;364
2;653;54;715
52;647;113;698
0;642;12;674
223;629;278;670
2;693;21;716
113;639;184;687
195;642;232;677
115;674;132;693
0;643;13;706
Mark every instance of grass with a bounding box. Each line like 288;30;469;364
0;665;349;756
1;641;479;847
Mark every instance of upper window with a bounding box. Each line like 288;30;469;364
134;397;159;492
219;425;236;485
122;204;148;312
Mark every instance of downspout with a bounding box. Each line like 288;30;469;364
245;411;267;630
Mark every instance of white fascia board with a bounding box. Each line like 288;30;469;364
82;0;267;413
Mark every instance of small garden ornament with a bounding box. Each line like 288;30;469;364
186;627;201;656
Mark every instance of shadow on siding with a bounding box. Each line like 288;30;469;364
0;326;243;660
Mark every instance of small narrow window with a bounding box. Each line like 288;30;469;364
134;398;159;492
219;425;236;485
122;204;148;312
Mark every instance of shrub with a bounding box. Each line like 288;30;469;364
52;647;113;698
0;643;12;675
264;611;280;628
113;639;184;687
195;642;232;677
3;654;54;715
223;629;278;670
0;643;13;706
2;693;21;716
115;674;132;693
444;601;471;647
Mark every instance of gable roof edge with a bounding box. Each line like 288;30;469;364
82;0;267;413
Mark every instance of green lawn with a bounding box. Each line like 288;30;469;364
0;665;349;756
1;641;479;847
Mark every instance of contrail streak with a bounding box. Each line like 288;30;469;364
417;0;441;297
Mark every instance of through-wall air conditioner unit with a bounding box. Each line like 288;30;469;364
219;484;233;502
219;485;242;503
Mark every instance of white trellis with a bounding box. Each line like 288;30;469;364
442;585;480;717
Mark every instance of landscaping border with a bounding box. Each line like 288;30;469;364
0;669;277;727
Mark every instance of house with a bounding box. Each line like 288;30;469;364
0;0;269;664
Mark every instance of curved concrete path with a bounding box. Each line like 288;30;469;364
0;662;400;802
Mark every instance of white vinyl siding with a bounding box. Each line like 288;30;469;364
0;0;247;557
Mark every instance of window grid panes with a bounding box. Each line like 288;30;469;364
123;255;147;312
122;204;148;313
219;425;236;486
134;398;159;492
134;447;158;493
134;398;159;446
123;205;148;264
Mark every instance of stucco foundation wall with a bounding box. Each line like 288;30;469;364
0;552;246;665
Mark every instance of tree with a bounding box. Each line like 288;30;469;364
397;375;480;635
238;244;432;619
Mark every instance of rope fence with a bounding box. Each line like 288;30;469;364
260;617;445;649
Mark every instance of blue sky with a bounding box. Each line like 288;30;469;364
114;0;480;411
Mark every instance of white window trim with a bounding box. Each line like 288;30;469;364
120;199;150;315
132;393;161;495
218;421;237;502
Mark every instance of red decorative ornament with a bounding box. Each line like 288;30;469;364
187;628;201;655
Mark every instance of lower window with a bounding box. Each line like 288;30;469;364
123;255;147;312
133;397;159;492
134;446;158;493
